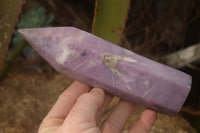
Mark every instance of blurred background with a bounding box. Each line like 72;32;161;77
0;0;200;132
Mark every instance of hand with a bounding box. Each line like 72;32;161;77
38;81;157;133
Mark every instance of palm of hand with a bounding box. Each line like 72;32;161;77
38;81;157;133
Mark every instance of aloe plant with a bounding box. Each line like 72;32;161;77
12;6;55;59
0;0;25;73
0;6;55;80
92;0;130;45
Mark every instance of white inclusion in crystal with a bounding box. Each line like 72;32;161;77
126;85;132;90
62;36;72;44
143;79;150;86
77;33;85;43
123;57;138;63
56;47;76;65
89;60;98;67
33;38;44;46
73;57;91;71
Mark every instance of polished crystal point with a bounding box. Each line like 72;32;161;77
19;27;192;115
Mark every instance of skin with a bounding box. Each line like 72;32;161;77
38;81;157;133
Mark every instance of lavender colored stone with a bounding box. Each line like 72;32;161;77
19;27;192;115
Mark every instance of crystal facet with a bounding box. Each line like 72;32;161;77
19;27;192;115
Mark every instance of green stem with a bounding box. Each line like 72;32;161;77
0;41;26;80
92;0;130;45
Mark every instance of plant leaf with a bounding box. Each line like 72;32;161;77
92;0;130;44
0;0;25;73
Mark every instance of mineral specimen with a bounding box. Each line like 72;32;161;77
19;27;192;115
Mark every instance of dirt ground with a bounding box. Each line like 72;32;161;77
0;62;197;133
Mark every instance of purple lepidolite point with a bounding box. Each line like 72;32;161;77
19;27;192;115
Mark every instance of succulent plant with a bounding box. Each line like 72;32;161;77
12;6;55;59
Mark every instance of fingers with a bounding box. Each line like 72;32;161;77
129;109;157;133
96;93;113;123
101;100;135;133
39;80;157;133
61;88;105;131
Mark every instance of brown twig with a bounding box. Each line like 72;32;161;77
181;107;200;116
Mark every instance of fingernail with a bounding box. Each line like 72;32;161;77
90;88;105;96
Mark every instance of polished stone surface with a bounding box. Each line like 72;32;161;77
19;27;192;115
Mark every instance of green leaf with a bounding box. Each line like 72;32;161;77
92;0;130;45
0;0;25;73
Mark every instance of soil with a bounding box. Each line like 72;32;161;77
0;62;197;133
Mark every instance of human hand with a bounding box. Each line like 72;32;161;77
38;81;157;133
